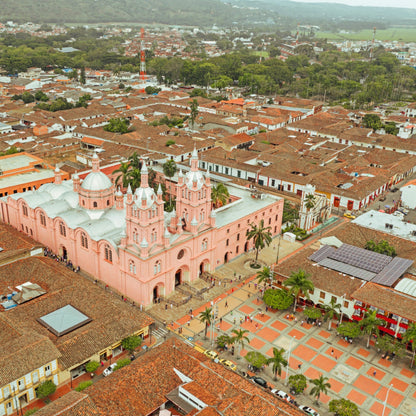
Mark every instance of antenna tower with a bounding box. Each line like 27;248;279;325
140;28;146;93
369;27;376;61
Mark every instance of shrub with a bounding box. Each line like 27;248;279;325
114;358;131;371
121;335;142;353
36;380;56;400
75;380;93;392
288;374;307;394
165;140;176;147
24;409;39;416
263;288;293;310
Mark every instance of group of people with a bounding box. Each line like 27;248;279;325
44;247;80;272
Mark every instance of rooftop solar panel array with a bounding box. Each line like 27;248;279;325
318;258;376;281
308;245;336;263
327;244;391;273
372;257;413;287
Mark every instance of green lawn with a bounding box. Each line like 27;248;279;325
252;51;270;58
315;27;416;43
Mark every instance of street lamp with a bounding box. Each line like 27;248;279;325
339;293;346;325
285;336;296;386
382;384;393;416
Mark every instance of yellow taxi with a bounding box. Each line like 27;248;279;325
204;350;219;360
219;359;237;371
343;212;356;219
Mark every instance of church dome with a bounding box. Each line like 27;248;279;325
81;171;112;191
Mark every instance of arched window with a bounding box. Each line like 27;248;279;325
93;201;98;208
200;209;205;222
151;229;157;242
22;204;28;217
81;232;88;249
201;238;208;251
59;222;66;237
104;244;113;263
133;228;139;243
129;260;136;274
154;260;161;275
40;212;46;227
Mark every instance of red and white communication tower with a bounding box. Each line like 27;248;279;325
140;28;146;93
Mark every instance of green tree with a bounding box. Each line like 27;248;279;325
246;219;272;266
23;408;39;415
22;91;35;103
145;85;161;94
375;335;405;359
329;398;360;416
337;322;361;339
128;152;141;170
231;328;249;359
104;118;130;134
245;351;268;371
199;307;212;338
189;98;199;128
361;309;385;348
402;322;416;368
80;67;86;84
288;374;307;394
85;360;99;374
323;298;341;330
303;307;322;321
284;269;314;312
165;139;176;147
113;161;132;189
216;334;234;351
263;288;293;310
283;200;300;223
163;159;177;206
36;380;56;400
266;347;288;380
211;183;229;208
365;240;396;257
34;91;48;101
362;114;383;131
309;375;331;405
256;266;272;288
121;335;142;353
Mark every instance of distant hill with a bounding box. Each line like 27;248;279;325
0;0;274;26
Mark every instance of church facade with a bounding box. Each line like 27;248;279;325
0;151;283;307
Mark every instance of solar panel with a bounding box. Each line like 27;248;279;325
308;245;336;263
328;244;391;273
372;257;413;287
318;258;376;281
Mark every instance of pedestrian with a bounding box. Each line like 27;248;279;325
331;349;334;356
250;317;253;323
234;318;236;324
265;306;268;312
225;300;228;308
298;364;301;369
220;317;223;324
373;370;377;377
101;361;104;366
171;303;173;309
240;317;243;325
140;304;143;311
301;320;304;326
165;304;168;310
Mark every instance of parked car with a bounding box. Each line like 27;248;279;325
298;405;320;416
343;212;356;219
103;363;117;377
250;376;268;388
204;350;219;361
271;389;291;402
219;359;237;371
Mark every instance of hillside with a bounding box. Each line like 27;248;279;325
0;0;275;26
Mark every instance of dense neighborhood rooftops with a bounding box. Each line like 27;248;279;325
0;255;153;370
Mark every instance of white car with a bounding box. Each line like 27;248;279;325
103;363;117;377
298;405;320;416
271;389;291;402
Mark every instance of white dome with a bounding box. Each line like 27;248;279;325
185;170;205;190
81;171;112;191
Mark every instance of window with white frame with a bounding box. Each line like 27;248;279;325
81;232;88;249
104;245;113;263
129;260;136;274
154;260;161;274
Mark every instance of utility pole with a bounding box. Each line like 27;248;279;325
369;27;376;62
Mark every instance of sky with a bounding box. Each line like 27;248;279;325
290;0;416;8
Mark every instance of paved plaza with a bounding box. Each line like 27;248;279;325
150;234;416;416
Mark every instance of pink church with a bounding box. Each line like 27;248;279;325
0;150;283;307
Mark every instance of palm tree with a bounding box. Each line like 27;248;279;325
216;334;234;351
402;322;416;368
305;194;316;211
284;269;314;312
323;298;341;331
231;328;249;359
189;99;199;128
257;266;272;288
266;347;288;380
211;183;229;208
309;375;331;405
162;159;177;206
112;161;132;188
361;309;385;348
128;151;141;170
199;307;212;338
246;219;272;266
128;169;142;193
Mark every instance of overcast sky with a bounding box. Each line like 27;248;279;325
290;0;416;8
